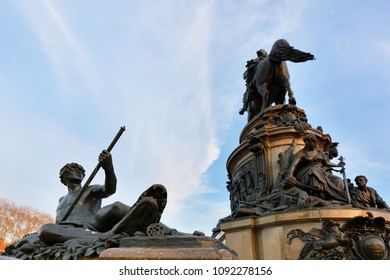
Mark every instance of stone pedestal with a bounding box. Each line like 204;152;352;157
99;235;239;260
220;208;390;260
100;247;237;260
219;104;390;260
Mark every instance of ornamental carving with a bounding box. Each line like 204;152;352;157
287;212;390;260
253;105;312;134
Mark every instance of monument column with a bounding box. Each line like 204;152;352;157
217;39;390;260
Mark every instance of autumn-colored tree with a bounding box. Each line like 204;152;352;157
0;238;6;252
0;198;54;251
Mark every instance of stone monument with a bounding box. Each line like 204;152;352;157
215;39;390;260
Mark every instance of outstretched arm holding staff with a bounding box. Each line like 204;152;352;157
60;126;126;223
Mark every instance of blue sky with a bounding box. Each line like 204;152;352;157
1;0;390;236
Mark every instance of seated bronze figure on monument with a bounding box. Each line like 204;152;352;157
2;127;237;260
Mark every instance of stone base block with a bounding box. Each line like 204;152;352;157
100;235;238;260
220;208;390;260
100;247;238;260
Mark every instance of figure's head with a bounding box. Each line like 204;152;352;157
355;175;368;187
303;134;318;149
59;163;85;186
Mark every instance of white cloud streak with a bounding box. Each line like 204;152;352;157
20;0;103;101
114;2;220;222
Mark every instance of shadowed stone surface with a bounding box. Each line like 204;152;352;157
100;248;238;260
119;235;229;249
100;235;239;260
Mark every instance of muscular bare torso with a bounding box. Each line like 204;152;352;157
56;185;104;229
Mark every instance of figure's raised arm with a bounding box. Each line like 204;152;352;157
321;151;341;168
288;150;303;177
98;150;117;197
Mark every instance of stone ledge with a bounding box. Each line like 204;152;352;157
221;208;390;232
99;235;239;260
119;235;226;248
99;247;239;260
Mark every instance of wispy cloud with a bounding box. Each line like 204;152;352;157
374;39;390;63
113;2;220;221
19;0;103;101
